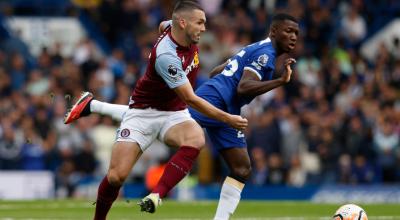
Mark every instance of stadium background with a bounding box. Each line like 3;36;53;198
0;0;399;205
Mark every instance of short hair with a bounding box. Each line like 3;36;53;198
271;13;298;24
173;0;203;14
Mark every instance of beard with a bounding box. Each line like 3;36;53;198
186;32;200;44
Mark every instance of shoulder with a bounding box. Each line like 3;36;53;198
155;52;180;66
156;34;177;57
253;43;276;67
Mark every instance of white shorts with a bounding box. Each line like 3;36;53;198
116;108;194;151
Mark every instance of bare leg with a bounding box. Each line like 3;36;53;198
94;141;142;220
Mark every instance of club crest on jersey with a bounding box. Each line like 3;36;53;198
257;54;268;66
168;64;178;76
251;54;268;70
120;129;130;138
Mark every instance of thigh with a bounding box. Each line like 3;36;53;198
108;141;142;180
163;120;205;148
220;147;251;171
117;108;162;151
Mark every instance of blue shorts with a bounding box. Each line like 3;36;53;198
189;85;246;151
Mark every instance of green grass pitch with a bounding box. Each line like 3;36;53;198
0;200;399;219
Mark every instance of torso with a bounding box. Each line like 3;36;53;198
130;27;200;111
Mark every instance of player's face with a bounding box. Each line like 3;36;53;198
275;20;299;53
184;9;206;44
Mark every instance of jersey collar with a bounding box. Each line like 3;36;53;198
168;31;191;50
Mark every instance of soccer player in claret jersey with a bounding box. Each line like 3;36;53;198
65;13;298;220
63;1;248;220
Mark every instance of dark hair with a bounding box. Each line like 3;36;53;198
271;13;298;24
173;0;203;14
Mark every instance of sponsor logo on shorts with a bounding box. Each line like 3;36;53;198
237;130;245;138
120;128;130;138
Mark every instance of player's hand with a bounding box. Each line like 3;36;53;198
281;58;296;83
226;115;248;130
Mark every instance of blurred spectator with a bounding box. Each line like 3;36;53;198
337;154;352;184
340;5;366;48
373;118;399;182
266;153;287;185
295;51;321;88
248;109;282;154
250;147;268;185
351;154;376;184
0;119;24;169
287;155;307;187
278;106;307;166
8;53;27;91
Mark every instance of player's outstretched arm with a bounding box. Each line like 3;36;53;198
237;58;296;97
209;60;229;78
174;83;248;130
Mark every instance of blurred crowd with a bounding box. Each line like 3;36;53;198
0;0;400;197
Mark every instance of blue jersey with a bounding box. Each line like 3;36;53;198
202;38;276;114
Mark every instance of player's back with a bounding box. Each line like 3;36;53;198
130;27;200;111
202;38;276;114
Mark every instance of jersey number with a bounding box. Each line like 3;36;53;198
221;50;246;76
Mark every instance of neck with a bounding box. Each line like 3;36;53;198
171;25;190;47
270;37;284;56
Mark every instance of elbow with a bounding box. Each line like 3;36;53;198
237;83;247;97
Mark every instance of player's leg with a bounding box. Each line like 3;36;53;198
94;108;158;219
204;126;249;220
64;91;128;124
155;120;204;197
94;141;142;220
139;109;205;213
214;147;251;220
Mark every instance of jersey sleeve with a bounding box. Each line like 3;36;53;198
161;20;172;31
243;52;274;80
155;53;189;89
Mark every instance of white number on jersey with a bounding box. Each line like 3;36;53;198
221;50;246;77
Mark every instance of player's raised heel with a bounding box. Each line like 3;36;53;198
137;193;161;213
64;91;93;124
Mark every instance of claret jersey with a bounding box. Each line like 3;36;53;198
130;25;200;111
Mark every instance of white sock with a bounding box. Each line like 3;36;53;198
90;100;129;121
214;177;244;220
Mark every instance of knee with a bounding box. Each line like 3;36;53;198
187;136;205;150
182;130;205;150
107;170;127;186
231;164;252;182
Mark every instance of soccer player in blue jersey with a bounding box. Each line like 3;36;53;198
190;13;298;220
66;13;299;220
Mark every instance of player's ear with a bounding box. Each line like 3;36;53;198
178;17;187;29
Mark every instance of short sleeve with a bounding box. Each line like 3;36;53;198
244;53;273;80
155;53;189;89
161;20;172;30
